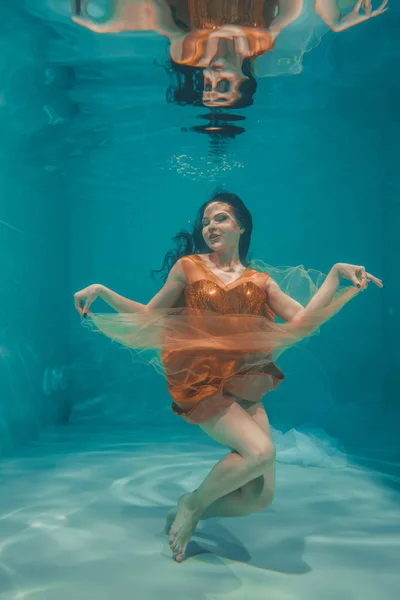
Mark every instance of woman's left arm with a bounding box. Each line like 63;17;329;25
266;277;304;322
267;263;383;323
270;0;304;34
314;0;388;32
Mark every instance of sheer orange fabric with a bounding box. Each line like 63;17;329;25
87;255;361;424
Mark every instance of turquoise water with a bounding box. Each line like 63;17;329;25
0;1;399;598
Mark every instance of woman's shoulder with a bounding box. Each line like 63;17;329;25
247;262;271;277
247;265;271;291
176;254;198;265
173;254;199;280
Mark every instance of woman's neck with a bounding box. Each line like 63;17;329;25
208;249;242;270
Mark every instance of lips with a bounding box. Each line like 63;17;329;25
209;234;220;241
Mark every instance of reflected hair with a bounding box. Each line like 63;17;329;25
152;189;253;282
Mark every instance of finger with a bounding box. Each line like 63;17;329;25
365;272;384;287
363;0;372;15
373;0;389;14
351;275;362;288
75;303;84;316
352;266;366;287
82;300;92;316
354;0;364;12
74;296;84;315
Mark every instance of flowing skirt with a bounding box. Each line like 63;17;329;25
85;280;361;422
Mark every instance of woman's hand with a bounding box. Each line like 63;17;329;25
354;0;389;18
74;284;103;317
333;263;383;289
315;0;389;32
344;0;388;26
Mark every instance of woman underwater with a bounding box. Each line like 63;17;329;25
74;190;383;562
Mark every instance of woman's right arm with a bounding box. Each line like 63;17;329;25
71;0;185;37
72;0;157;33
146;260;187;310
74;260;187;316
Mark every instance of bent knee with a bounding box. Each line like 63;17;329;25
248;440;276;467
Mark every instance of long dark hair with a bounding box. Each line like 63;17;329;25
152;189;253;282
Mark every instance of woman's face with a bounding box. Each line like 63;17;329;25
200;35;247;107
202;61;246;107
201;202;243;252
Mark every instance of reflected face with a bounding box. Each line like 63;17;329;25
202;60;247;107
202;202;243;251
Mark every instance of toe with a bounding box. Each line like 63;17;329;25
175;553;184;563
165;509;176;534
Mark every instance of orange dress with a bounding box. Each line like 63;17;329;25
163;254;285;424
88;255;362;424
170;0;277;29
169;0;277;67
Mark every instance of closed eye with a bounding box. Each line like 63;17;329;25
202;213;229;227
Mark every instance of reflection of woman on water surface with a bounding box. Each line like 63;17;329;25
73;0;296;108
72;2;389;106
71;1;301;107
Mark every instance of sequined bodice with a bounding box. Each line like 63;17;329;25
185;0;277;29
185;279;270;316
178;255;274;320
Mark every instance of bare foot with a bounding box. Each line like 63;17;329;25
164;507;177;534
168;492;201;562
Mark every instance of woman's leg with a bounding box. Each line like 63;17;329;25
164;400;274;535
168;401;275;560
165;400;275;533
203;400;275;517
236;400;276;511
